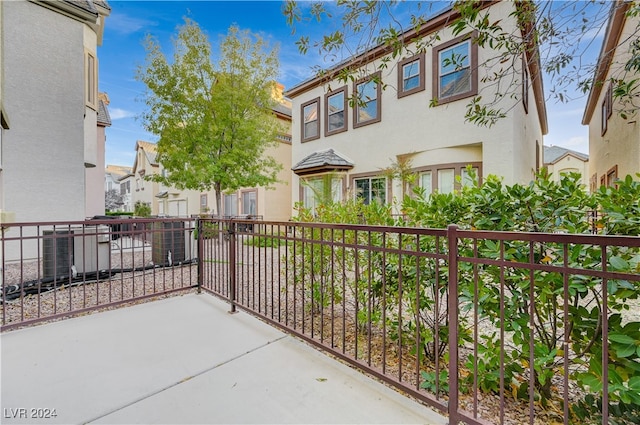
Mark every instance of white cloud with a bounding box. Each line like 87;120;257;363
109;108;137;120
108;12;158;35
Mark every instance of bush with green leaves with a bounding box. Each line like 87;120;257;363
290;170;640;422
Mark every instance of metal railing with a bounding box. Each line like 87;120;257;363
199;217;640;425
2;216;639;424
1;218;198;331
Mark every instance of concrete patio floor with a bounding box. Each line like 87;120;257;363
1;293;448;424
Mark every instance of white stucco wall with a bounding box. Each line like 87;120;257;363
288;2;543;210
3;1;87;222
588;13;640;183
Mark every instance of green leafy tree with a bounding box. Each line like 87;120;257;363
284;0;640;125
137;21;283;215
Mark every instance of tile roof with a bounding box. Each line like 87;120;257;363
97;98;111;126
292;149;354;174
105;164;132;177
136;140;159;166
544;145;589;164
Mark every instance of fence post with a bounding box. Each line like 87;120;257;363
196;218;203;294
447;224;460;425
228;220;237;314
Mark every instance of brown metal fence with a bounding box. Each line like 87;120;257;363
200;218;640;425
3;216;639;424
1;218;198;331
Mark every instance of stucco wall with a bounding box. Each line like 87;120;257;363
288;2;542;210
588;13;640;183
3;1;86;222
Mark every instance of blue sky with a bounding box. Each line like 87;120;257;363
99;0;599;167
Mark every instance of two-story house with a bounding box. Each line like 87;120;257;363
543;145;589;187
130;140;215;217
582;0;640;192
132;91;293;220
221;85;293;222
284;1;547;212
105;163;131;212
0;0;110;224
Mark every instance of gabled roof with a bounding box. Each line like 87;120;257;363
582;0;629;125
105;164;132;177
132;140;159;175
543;145;589;165
292;149;354;175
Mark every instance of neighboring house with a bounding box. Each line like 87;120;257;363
221;85;293;222
104;163;132;212
118;172;134;213
0;0;110;224
130;140;214;217
132;90;293;221
543;145;589;186
284;1;547;213
582;0;640;192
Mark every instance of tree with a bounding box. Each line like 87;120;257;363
136;21;283;216
105;189;123;212
283;0;640;125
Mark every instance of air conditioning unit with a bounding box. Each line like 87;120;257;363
151;221;196;265
43;225;111;279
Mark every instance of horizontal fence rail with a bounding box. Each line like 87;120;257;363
1;218;198;331
3;216;639;425
200;218;640;425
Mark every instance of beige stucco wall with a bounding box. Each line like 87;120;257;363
85;124;107;217
289;2;543;212
588;14;640;183
546;155;589;186
258;139;292;221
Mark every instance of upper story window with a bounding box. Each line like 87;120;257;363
397;54;425;98
301;98;320;142
601;83;612;136
325;86;348;136
85;51;97;110
353;72;382;128
354;176;387;205
433;33;478;105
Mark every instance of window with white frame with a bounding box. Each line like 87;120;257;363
433;34;477;104
398;54;425;98
438;169;455;194
200;194;208;212
354;72;381;127
420;171;433;197
418;163;481;195
224;193;238;216
325;86;347;135
301;98;320;142
241;191;256;215
302;176;342;212
355;176;386;205
461;167;479;189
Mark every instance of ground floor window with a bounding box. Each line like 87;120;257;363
241;190;257;215
302;175;343;212
418;163;481;195
354;176;387;205
224;193;238;217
